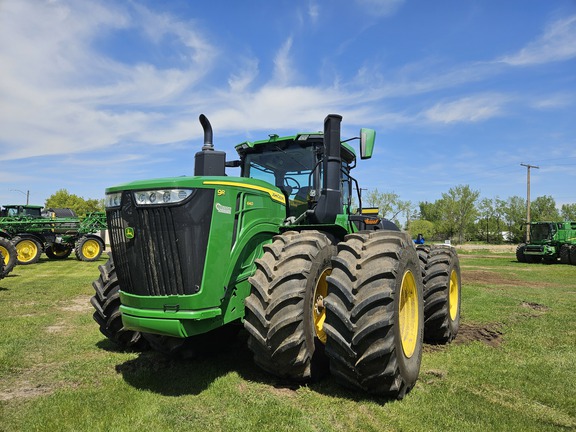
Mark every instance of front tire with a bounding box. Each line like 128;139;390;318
90;257;148;350
416;245;461;343
324;230;424;399
14;237;42;265
516;244;527;263
0;238;17;277
244;230;336;381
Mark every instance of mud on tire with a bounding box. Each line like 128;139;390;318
416;244;461;343
244;230;336;381
90;256;148;350
323;230;424;399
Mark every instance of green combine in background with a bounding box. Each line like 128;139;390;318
517;221;576;264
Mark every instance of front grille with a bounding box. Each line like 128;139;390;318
107;189;214;296
525;245;544;253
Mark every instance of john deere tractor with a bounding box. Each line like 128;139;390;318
91;114;461;399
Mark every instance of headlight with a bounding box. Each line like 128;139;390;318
105;192;123;208
133;189;193;206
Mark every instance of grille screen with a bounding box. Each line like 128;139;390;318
107;189;214;296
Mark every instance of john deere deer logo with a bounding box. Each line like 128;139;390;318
125;227;135;239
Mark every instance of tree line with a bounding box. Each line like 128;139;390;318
44;186;576;244
45;189;104;216
364;185;576;244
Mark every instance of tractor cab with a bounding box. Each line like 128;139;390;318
1;205;43;218
232;115;376;231
235;134;356;220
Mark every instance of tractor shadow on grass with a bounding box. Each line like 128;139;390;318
113;330;270;397
112;330;400;404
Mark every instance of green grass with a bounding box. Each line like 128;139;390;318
1;253;575;431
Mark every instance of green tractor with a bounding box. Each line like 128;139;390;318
0;205;107;265
91;114;461;398
516;221;576;265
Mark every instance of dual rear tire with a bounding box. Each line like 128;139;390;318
244;230;427;399
416;245;461;343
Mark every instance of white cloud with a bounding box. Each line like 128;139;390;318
355;0;405;17
308;0;319;23
500;14;576;66
530;93;574;110
273;37;295;85
0;0;216;162
424;94;509;124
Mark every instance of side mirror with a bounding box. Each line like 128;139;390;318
359;128;375;159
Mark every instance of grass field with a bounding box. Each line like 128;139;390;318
0;250;575;432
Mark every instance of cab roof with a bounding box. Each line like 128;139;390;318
235;133;357;164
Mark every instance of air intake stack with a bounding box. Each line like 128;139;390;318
310;114;343;224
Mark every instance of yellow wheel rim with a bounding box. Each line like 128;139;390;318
313;268;331;344
399;270;419;358
0;246;9;264
82;239;101;259
449;269;459;321
17;240;38;263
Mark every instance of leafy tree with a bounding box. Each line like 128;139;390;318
474;197;507;243
407;219;436;241
45;189;104;216
419;201;443;223
477;197;495;243
530;195;560;221
364;188;413;226
500;195;525;242
561;203;576;220
437;185;480;244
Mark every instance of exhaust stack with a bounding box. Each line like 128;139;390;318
194;114;226;176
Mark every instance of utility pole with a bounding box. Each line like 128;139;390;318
520;163;539;242
10;189;30;205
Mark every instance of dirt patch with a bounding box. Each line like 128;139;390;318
521;301;549;313
463;270;553;288
454;323;503;347
60;295;92;312
0;381;53;401
46;321;66;334
458;244;516;253
424;322;503;353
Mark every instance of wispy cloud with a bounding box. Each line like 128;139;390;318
0;0;216;161
272;37;295;85
355;0;406;17
499;14;576;66
423;94;509;124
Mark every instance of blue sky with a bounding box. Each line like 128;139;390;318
1;0;575;211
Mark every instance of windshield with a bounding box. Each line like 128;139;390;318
531;223;554;241
244;143;319;217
